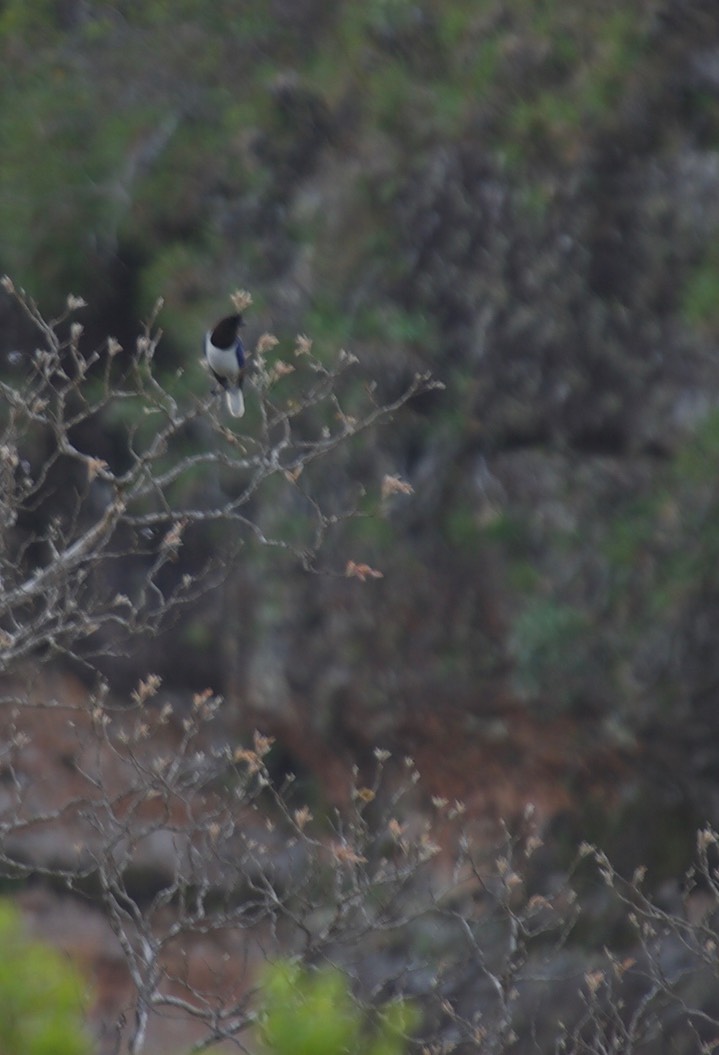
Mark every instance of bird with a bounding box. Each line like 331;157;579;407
204;313;246;417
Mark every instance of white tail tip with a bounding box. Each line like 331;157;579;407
226;387;245;418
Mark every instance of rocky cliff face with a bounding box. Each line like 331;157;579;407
2;0;719;864
220;2;719;859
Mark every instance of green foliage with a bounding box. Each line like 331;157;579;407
681;249;719;332
509;409;719;713
343;510;396;555
583;9;647;112
499;5;648;164
136;242;211;323
444;500;482;551
258;961;417;1055
510;596;589;702
676;407;719;480
0;5;274;307
602;411;719;610
0;0;655;322
340;302;437;349
0;901;90;1055
0;74;126;297
0;0;65;41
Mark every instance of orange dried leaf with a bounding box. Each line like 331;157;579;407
234;748;260;773
193;688;214;708
284;464;304;483
270;360;295;380
346;560;384;581
331;842;367;865
86;457;109;482
381;474;414;499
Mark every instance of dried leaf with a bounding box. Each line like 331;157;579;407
331;842;367;865
231;289;253;313
234;748;260;773
253;731;275;757
284;464;304;483
162;518;187;553
584;970;605;995
132;674;162;704
256;332;279;356
381;473;414;499
346;560;384;581
294;806;313;830
269;360;295;382
86;457;109;482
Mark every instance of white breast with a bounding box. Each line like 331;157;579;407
205;333;240;381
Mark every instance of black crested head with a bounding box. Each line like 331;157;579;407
210;313;243;349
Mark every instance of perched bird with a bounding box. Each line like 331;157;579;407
204;313;246;417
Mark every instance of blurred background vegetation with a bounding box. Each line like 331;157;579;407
3;0;719;887
0;901;90;1055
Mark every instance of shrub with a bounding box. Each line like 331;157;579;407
0;901;90;1055
259;961;417;1055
